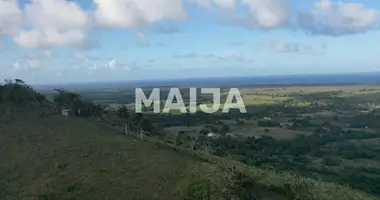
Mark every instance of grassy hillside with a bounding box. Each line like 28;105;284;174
0;106;378;200
0;106;205;200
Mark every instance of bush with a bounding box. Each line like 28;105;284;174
179;169;224;200
258;120;280;127
322;156;341;166
220;125;231;133
200;129;209;135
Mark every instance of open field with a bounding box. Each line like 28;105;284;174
42;84;380;141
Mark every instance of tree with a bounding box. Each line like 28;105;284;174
211;126;219;133
200;129;209;135
321;156;341;166
220;125;231;133
139;118;155;132
117;105;130;119
53;89;82;110
258;120;280;127
14;79;25;84
0;79;42;104
189;135;200;151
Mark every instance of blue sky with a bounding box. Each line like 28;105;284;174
0;0;380;84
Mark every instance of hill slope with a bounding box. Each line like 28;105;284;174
1;108;204;200
0;107;379;200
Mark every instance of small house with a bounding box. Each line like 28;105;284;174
207;133;220;139
61;108;72;116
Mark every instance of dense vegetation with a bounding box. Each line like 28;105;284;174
63;84;380;197
1;79;380;200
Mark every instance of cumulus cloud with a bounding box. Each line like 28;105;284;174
187;0;235;10
188;0;291;29
12;62;21;70
297;0;380;35
3;0;380;51
88;64;98;70
0;0;22;36
241;0;291;28
26;59;40;70
105;58;126;69
12;0;89;49
93;0;186;28
135;32;149;46
266;40;300;53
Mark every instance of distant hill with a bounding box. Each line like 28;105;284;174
0;105;378;200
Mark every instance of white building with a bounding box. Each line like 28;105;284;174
207;133;220;139
61;108;71;116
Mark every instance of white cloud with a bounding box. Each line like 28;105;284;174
298;0;380;35
105;58;126;69
213;0;236;10
88;64;98;70
266;40;300;53
13;0;89;49
135;32;149;45
93;0;186;28
217;52;245;61
13;62;20;69
2;0;379;51
26;59;40;69
187;0;235;10
188;0;290;28
0;0;22;36
43;50;53;58
241;0;290;28
74;52;87;60
27;50;53;59
186;0;212;8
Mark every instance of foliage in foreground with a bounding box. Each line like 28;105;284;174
0;79;45;104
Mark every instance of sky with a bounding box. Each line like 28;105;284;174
0;0;380;84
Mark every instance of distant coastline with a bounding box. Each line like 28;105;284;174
33;72;380;91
